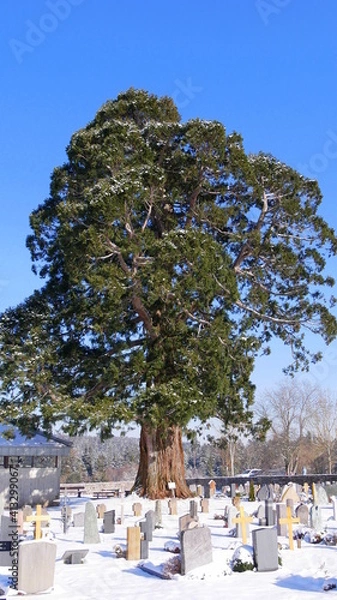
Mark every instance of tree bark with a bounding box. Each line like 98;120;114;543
132;423;193;499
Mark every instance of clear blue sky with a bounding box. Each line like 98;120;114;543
1;0;337;396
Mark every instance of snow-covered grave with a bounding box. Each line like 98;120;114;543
1;489;337;598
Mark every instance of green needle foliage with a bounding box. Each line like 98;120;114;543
0;89;336;495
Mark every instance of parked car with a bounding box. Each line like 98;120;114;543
235;468;262;478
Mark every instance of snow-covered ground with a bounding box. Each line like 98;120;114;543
2;493;337;599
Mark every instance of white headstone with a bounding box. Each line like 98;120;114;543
18;540;57;594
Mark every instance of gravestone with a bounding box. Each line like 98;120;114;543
155;500;163;528
230;483;237;498
325;485;337;501
252;527;278;572
0;515;15;567
145;510;155;542
265;499;275;526
209;480;216;498
313;483;329;506
18;540;57;594
232;494;241;510
120;501;125;525
190;500;198;519
22;505;32;521
281;483;300;504
276;503;287;536
179;513;199;534
201;499;209;513
103;509;115;534
257;484;271;502
139;520;150;559
73;512;85;528
256;503;265;524
132;502;142;517
62;549;89;564
226;505;238;529
96;504;107;519
126;526;140;560
295;503;309;526
168;498;178;516
17;510;24;535
331;496;337;520
310;505;323;531
83;502;101;544
286;498;294;516
181;526;213;575
61;505;72;533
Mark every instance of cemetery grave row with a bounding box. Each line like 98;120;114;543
0;479;337;594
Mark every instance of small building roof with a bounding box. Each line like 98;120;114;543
0;425;72;457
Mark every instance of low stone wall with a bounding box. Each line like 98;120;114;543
186;474;337;497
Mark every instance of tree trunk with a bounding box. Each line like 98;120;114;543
132;423;192;499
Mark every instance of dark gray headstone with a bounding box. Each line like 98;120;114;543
252;527;278;572
73;512;85;528
103;510;115;534
265;499;275;526
83;502;101;544
139;520;149;559
18;540;57;594
181;526;213;575
189;500;198;519
276;503;287;536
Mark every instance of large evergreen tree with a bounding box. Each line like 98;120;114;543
0;89;336;497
